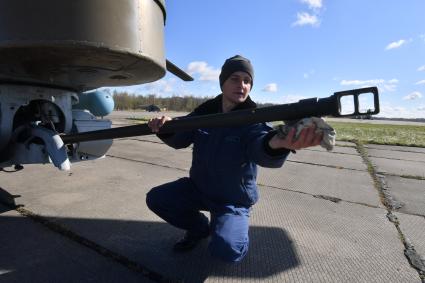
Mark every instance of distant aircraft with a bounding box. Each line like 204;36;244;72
0;0;192;171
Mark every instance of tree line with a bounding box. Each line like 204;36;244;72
112;91;211;112
112;91;275;112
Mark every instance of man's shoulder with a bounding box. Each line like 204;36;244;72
194;95;221;115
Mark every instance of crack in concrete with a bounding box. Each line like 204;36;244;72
287;160;366;172
259;183;379;209
369;155;425;164
304;148;359;156
356;142;425;281
378;172;425;181
0;200;180;283
313;194;342;203
106;155;189;172
376;174;405;210
305;147;356;153
119;138;165;145
365;146;425;155
114;138;194;152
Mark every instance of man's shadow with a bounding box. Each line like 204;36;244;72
0;204;299;283
0;187;21;213
105;220;300;282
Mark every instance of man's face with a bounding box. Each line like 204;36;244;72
221;71;252;105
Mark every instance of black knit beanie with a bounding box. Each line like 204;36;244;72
219;55;254;89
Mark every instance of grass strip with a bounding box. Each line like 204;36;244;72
328;122;425;147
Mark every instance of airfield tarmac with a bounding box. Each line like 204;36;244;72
0;112;424;282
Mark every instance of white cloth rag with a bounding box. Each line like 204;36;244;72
275;117;336;151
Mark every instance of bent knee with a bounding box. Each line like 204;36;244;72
209;235;248;262
146;188;161;211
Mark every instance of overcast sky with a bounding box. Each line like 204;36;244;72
112;0;425;118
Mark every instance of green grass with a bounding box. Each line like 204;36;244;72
328;122;425;147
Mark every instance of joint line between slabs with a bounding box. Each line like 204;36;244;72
355;142;425;278
259;183;380;209
106;155;188;172
287;160;366;172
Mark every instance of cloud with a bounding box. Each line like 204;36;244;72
385;39;406;50
393;107;405;112
418;65;425;71
187;61;220;81
292;12;319;27
403;91;422;100
340;79;398;92
300;0;322;9
340;79;383;86
293;0;323;28
377;102;425;118
387;79;399;84
416;80;425;85
104;76;182;96
303;69;316;79
143;79;175;93
262;83;278;92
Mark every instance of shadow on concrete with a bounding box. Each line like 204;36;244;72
0;212;299;283
0;187;20;213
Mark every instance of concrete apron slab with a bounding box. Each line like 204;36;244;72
366;144;425;154
109;138;364;172
0;204;151;283
304;145;358;155
258;162;382;208
107;138;192;171
287;148;366;171
251;187;419;283
111;139;363;169
1;155;419;282
108;138;368;173
367;148;425;163
394;212;425;266
384;175;425;216
362;144;425;276
107;139;379;208
0;159;187;282
370;156;425;178
0;158;187;221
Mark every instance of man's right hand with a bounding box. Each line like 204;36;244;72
148;116;172;133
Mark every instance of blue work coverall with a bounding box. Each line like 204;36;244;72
146;95;289;262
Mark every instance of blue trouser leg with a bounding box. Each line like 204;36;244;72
146;177;209;237
208;206;250;263
147;178;250;262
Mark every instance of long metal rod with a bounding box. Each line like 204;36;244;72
61;87;379;144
